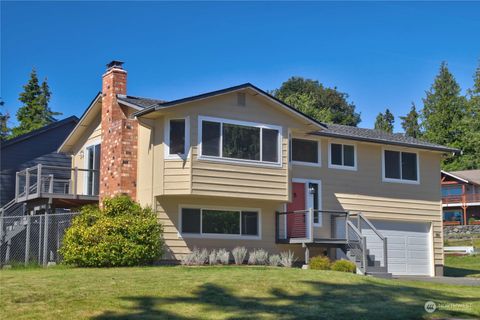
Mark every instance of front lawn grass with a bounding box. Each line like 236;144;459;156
1;266;479;319
445;254;480;278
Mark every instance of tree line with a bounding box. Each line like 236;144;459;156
1;62;478;170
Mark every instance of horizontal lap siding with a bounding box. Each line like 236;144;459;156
190;144;289;201
163;159;191;194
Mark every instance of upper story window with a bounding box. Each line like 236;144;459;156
291;138;320;166
328;142;356;170
165;117;190;159
383;150;419;184
198;116;281;166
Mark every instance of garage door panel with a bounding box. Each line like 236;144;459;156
370;220;432;276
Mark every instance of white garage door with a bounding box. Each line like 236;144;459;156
364;220;432;276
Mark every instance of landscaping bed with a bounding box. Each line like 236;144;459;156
1;266;479;319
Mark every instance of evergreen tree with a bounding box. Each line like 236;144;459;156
400;103;421;138
421;62;466;149
272;77;361;126
11;69;61;138
374;108;394;133
446;63;480;170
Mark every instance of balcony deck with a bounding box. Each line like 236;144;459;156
15;164;99;208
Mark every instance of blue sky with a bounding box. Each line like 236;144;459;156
1;1;479;131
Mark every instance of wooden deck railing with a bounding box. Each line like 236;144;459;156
442;193;480;205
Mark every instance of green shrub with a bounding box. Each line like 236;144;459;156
60;196;164;267
331;259;357;273
309;256;331;270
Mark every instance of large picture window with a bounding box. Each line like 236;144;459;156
180;207;260;238
291;138;319;165
199;116;281;165
383;150;419;183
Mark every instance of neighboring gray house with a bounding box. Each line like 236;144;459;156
0;116;78;207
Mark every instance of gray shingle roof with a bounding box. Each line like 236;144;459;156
313;123;459;153
449;170;480;185
117;95;166;108
120;84;458;154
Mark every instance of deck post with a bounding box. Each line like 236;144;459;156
308;208;314;242
25;169;30;199
362;236;367;271
383;237;388;270
37;164;42;197
275;212;279;243
15;171;20;201
42;210;49;267
24;215;31;266
303;243;310;265
48;174;54;193
73;167;78;196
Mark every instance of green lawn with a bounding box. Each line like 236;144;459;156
445;254;480;278
1;266;479;319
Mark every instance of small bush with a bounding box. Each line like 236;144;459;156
217;249;230;265
232;247;247;265
208;250;218;265
309;256;331;270
268;254;281;266
248;249;268;265
280;251;296;268
60;196;163;267
331;259;357;273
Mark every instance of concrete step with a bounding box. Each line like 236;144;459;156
366;271;392;279
366;266;388;273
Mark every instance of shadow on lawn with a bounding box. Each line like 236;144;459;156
444;265;480;278
93;280;478;320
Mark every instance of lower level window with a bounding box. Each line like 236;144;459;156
181;207;259;237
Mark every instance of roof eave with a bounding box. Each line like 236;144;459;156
312;131;460;154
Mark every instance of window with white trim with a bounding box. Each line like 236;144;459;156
329;143;356;169
180;207;259;237
383;150;418;183
291;138;320;165
165;118;189;159
199;116;281;165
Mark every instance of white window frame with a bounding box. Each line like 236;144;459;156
83;138;101;195
292;178;323;227
328;141;357;171
381;148;420;185
178;204;262;240
291;137;321;167
164;117;190;160
197;115;282;167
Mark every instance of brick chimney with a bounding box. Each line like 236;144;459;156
99;61;137;202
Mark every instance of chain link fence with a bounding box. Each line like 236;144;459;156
0;212;79;267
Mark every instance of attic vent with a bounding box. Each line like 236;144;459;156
237;92;246;106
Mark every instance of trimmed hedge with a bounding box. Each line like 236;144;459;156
309;256;331;270
60;196;164;267
331;259;357;273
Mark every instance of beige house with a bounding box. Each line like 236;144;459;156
55;61;458;277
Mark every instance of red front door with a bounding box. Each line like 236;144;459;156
287;182;306;238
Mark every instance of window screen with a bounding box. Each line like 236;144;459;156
262;129;279;162
384;150;401;179
169;119;185;155
292;139;318;163
330;143;343;165
202;121;221;156
343;145;355;167
241;211;258;236
401;152;417;181
181;208;201;233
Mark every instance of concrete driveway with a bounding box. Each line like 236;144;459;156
394;276;480;286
